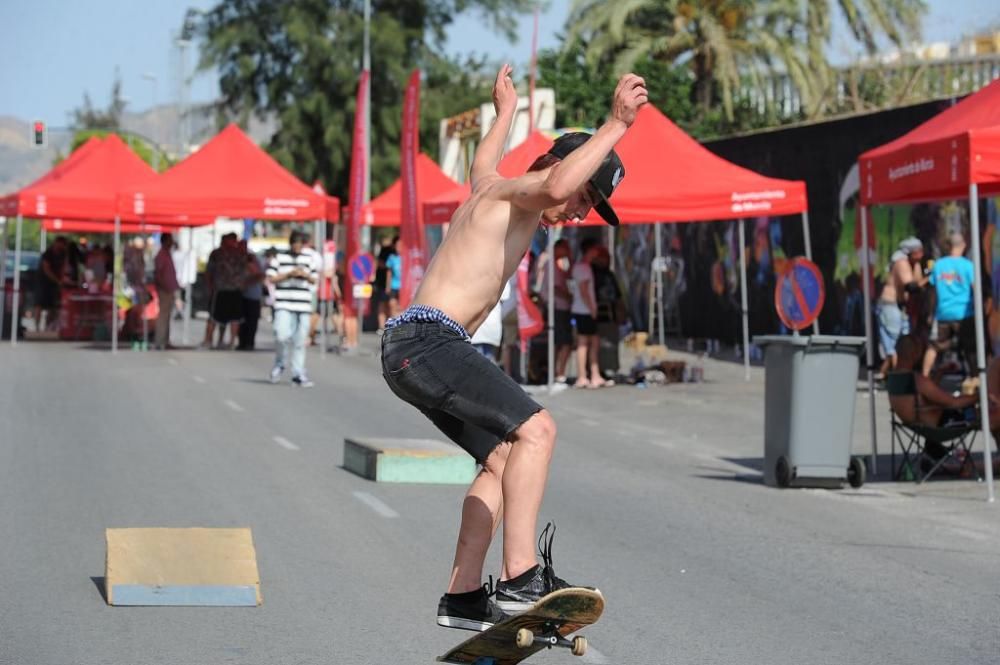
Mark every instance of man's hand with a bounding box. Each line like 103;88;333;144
610;73;648;128
492;64;517;118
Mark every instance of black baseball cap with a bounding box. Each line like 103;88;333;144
546;132;625;226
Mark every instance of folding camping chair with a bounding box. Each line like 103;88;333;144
886;371;980;483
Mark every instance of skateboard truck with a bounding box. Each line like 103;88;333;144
515;624;588;657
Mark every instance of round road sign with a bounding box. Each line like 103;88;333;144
774;257;825;331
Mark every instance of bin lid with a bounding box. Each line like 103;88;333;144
753;334;867;349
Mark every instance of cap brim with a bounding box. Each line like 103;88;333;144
592;188;619;226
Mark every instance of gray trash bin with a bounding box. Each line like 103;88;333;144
754;335;867;489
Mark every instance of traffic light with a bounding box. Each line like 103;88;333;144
32;121;46;148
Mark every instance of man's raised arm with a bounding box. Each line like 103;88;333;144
492;73;647;212
470;64;517;188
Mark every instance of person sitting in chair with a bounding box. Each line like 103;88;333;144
890;335;977;428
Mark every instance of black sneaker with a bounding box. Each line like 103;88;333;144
437;578;509;631
495;522;597;612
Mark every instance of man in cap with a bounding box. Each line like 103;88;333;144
381;64;645;630
877;236;926;375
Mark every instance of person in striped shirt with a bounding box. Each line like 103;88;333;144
267;230;318;387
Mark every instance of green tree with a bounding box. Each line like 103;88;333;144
563;0;926;125
193;0;532;201
70;72;128;130
537;40;697;130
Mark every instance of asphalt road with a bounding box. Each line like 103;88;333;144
1;327;998;665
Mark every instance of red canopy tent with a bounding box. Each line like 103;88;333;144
118;123;339;222
363;153;458;227
423;130;557;225
584;104;807;224
1;135;175;347
856;79;1000;498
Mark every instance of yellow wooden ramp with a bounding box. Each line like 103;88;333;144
105;528;261;606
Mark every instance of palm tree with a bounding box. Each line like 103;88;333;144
565;0;925;121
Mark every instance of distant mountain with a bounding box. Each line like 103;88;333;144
0;103;278;197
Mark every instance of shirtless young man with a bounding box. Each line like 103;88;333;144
381;65;646;631
877;237;926;375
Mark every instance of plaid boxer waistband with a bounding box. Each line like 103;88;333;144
385;305;470;339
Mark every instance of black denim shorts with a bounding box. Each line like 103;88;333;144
381;321;543;463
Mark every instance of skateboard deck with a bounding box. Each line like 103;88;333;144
437;588;604;665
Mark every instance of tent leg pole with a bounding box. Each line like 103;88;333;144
0;218;8;335
10;215;22;345
968;184;995;503
183;227;192;346
860;206;877;476
739;219;750;381
40;227;46;253
802;211;819;335
547;228;555;394
112;216;120;354
141;222;148;350
655;223;664;347
318;220;327;357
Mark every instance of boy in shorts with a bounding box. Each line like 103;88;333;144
381;64;646;630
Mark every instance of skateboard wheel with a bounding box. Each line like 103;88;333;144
572;636;587;656
516;628;534;649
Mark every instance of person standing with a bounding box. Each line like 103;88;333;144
34;236;68;331
570;238;608;388
876;237;925;375
268;230;318;387
153;233;179;350
238;241;265;351
592;244;623;381
538;238;574;383
203;233;245;349
922;232;977;376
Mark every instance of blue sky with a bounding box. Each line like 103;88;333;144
0;0;997;125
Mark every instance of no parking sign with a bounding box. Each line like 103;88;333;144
349;252;375;284
775;257;825;331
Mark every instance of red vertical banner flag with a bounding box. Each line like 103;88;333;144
399;69;425;309
516;252;544;351
344;70;369;317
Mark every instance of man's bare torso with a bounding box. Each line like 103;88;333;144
879;257;912;304
412;179;540;335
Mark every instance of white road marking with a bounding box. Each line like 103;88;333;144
273;436;300;451
224;399;245;413
352;491;399;518
581;645;610;664
192;375;207;384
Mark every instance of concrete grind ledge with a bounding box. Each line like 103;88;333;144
343;437;477;484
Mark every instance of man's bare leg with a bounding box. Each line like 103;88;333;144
555;344;571;379
447;442;510;594
588;334;605;386
500;410;556;579
574;337;590;387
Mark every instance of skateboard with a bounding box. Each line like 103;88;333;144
437;588;604;665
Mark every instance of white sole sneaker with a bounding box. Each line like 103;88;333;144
436;616;497;631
